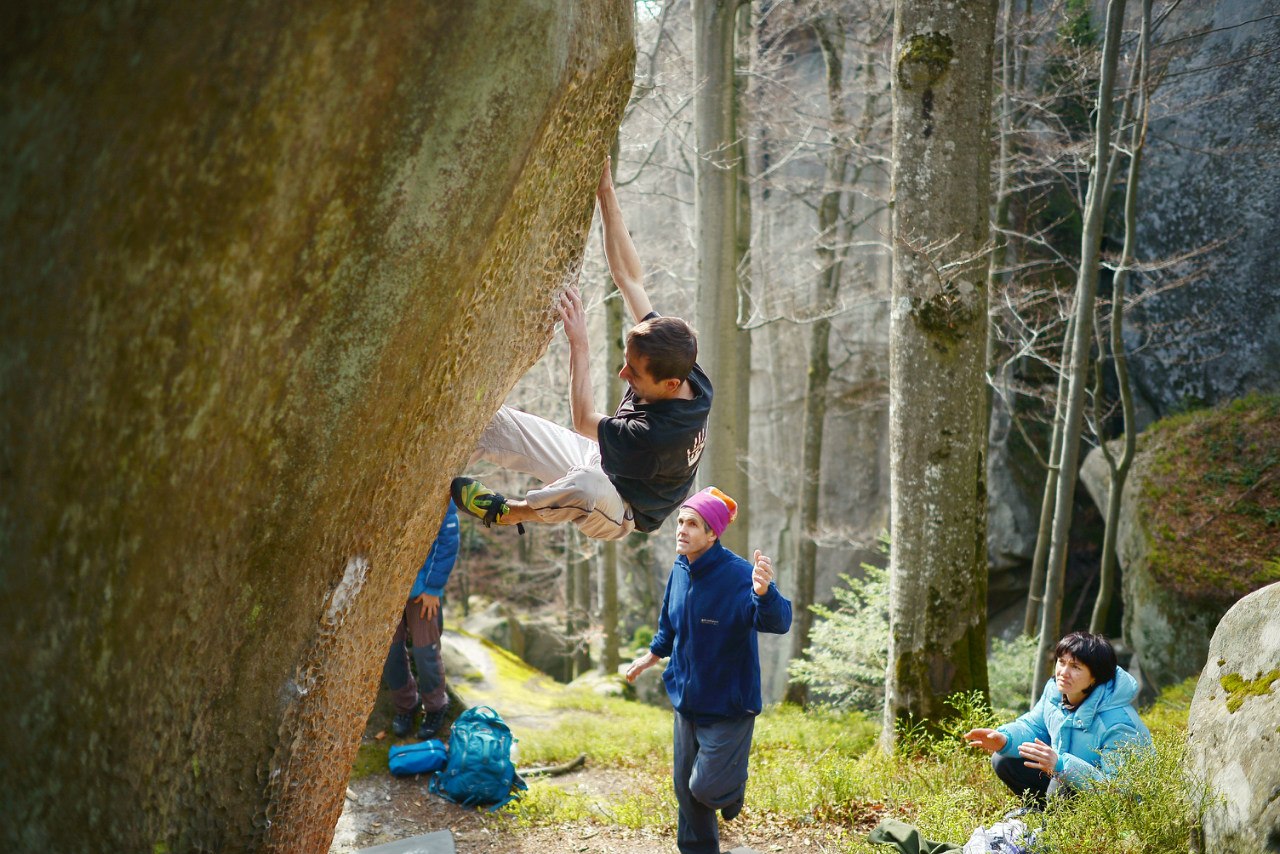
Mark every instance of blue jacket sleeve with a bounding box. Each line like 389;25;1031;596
751;584;792;635
997;680;1053;755
409;501;461;600
649;573;676;659
1058;708;1148;788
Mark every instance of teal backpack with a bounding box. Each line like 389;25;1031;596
429;705;527;810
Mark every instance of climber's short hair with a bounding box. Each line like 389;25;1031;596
626;316;698;382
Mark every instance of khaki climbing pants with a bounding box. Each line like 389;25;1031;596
471;405;636;541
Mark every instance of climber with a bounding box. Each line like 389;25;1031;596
451;158;711;540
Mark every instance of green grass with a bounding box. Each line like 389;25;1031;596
351;739;392;781
504;683;1209;854
518;692;673;771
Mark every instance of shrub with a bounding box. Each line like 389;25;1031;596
787;562;890;713
788;551;1038;716
987;633;1039;714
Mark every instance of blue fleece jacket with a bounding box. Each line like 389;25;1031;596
997;666;1152;788
408;501;460;600
649;540;792;722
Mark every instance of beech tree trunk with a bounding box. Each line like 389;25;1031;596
1032;0;1128;691
693;0;750;551
1024;330;1072;637
883;0;997;743
1090;0;1149;635
781;11;867;706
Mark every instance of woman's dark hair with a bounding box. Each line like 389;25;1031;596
1054;631;1117;686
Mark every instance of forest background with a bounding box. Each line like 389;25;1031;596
449;0;1280;719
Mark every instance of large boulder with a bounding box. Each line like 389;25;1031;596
1079;396;1280;697
1186;582;1280;854
0;3;633;851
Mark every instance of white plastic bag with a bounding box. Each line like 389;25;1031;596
961;817;1038;854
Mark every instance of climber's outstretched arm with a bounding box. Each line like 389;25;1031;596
558;285;607;440
597;159;653;324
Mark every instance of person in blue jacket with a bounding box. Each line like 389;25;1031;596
964;631;1152;803
383;499;460;741
625;487;792;854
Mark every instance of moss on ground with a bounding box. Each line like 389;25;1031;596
1140;393;1280;603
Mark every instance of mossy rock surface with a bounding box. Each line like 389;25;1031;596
1139;393;1280;603
1083;394;1280;693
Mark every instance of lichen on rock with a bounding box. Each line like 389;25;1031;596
1219;669;1280;714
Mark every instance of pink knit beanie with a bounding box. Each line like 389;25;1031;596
680;487;738;538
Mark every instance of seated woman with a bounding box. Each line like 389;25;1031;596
964;631;1152;803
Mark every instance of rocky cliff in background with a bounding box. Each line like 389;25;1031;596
0;2;633;851
1129;2;1280;417
985;0;1280;604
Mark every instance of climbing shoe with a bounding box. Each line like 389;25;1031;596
417;707;447;741
391;706;420;739
451;477;524;533
721;795;744;821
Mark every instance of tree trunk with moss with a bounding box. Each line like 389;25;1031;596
882;0;997;744
693;0;750;551
0;3;634;850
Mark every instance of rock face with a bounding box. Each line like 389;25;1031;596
1130;1;1280;416
983;1;1280;588
1186;582;1280;854
0;3;633;852
1079;442;1213;699
462;602;574;683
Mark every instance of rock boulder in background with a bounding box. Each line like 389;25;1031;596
1079;397;1280;698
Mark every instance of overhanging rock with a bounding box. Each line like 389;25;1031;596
0;2;634;851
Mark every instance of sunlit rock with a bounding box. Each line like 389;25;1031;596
0;2;633;851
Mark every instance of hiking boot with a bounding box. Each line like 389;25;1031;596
417;707;447;740
452;477;524;533
721;795;744;821
391;706;420;738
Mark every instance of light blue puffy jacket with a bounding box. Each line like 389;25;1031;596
997;666;1152;788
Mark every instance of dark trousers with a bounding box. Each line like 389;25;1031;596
991;750;1069;804
382;601;447;714
673;712;755;854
